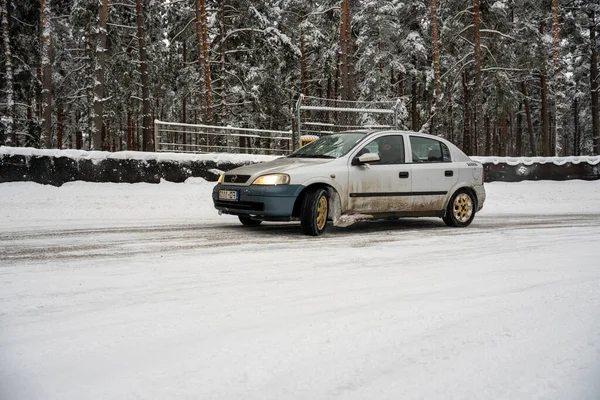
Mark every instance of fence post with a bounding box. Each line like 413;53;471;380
393;100;401;129
226;125;231;153
294;94;303;151
154;119;160;152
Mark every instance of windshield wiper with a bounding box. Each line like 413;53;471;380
288;154;335;159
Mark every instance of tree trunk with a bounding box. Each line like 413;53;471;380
500;110;507;156
540;73;550;156
70;115;74;149
300;27;308;96
132;113;138;151
127;107;132;150
104;119;110;151
182;40;187;147
1;0;14;145
411;74;418;131
462;71;471;155
552;0;560;74
508;113;514;156
326;75;332;122
398;71;404;97
76;111;82;149
195;0;212;123
119;118;123;151
484;115;491;156
590;8;599;155
520;82;535;155
549;110;555;155
84;19;92;149
40;0;53;148
92;0;108;150
473;0;482;156
450;107;454;143
473;104;478;154
217;0;225;126
551;0;562;156
339;0;353;101
431;0;440;103
334;52;340;101
57;101;63;149
516;103;523;156
573;98;580;156
135;0;152;151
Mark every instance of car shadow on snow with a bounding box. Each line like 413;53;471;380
228;218;447;237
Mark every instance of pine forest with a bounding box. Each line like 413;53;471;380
0;0;599;156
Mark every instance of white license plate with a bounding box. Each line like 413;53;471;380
218;189;239;201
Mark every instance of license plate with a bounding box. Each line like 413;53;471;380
218;189;239;201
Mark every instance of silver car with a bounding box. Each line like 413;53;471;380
213;130;486;236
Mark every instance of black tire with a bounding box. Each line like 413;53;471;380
238;215;262;226
443;189;476;227
301;188;329;236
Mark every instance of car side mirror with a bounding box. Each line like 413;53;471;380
352;153;380;166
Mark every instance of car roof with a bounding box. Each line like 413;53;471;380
366;129;427;137
328;129;454;145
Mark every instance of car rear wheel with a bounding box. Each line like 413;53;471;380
443;189;476;227
301;188;328;236
238;215;262;226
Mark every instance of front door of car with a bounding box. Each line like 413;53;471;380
408;135;458;211
346;134;412;214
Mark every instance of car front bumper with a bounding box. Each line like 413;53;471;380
212;184;305;218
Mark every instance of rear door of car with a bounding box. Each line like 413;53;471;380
408;135;458;211
346;134;412;213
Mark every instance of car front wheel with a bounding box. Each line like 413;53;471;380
238;215;262;226
301;188;328;236
443;189;476;227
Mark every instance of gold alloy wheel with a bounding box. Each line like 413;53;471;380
453;193;473;223
316;195;328;230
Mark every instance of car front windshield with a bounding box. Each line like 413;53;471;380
289;132;366;159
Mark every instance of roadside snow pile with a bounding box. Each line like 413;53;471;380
0;146;279;165
3;145;599;167
471;155;600;166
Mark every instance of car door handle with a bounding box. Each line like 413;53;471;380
399;171;409;179
445;170;454;177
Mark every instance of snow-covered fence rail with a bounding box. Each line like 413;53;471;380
154;120;293;155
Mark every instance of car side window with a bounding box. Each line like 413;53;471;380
409;136;451;163
357;135;405;165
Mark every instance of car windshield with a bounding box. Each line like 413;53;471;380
289;132;366;159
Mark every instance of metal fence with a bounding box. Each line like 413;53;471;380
154;120;293;155
294;95;406;141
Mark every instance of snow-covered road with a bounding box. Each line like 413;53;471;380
1;180;600;400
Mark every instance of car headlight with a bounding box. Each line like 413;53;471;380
217;174;223;183
252;174;290;185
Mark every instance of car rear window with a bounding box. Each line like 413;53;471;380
409;136;451;163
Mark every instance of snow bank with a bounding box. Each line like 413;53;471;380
0;146;279;165
3;146;598;166
472;155;600;166
2;146;599;186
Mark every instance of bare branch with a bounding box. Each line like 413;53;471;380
171;17;196;42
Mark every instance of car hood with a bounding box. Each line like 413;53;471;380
226;157;333;176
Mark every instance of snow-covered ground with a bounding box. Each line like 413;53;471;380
1;179;600;400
